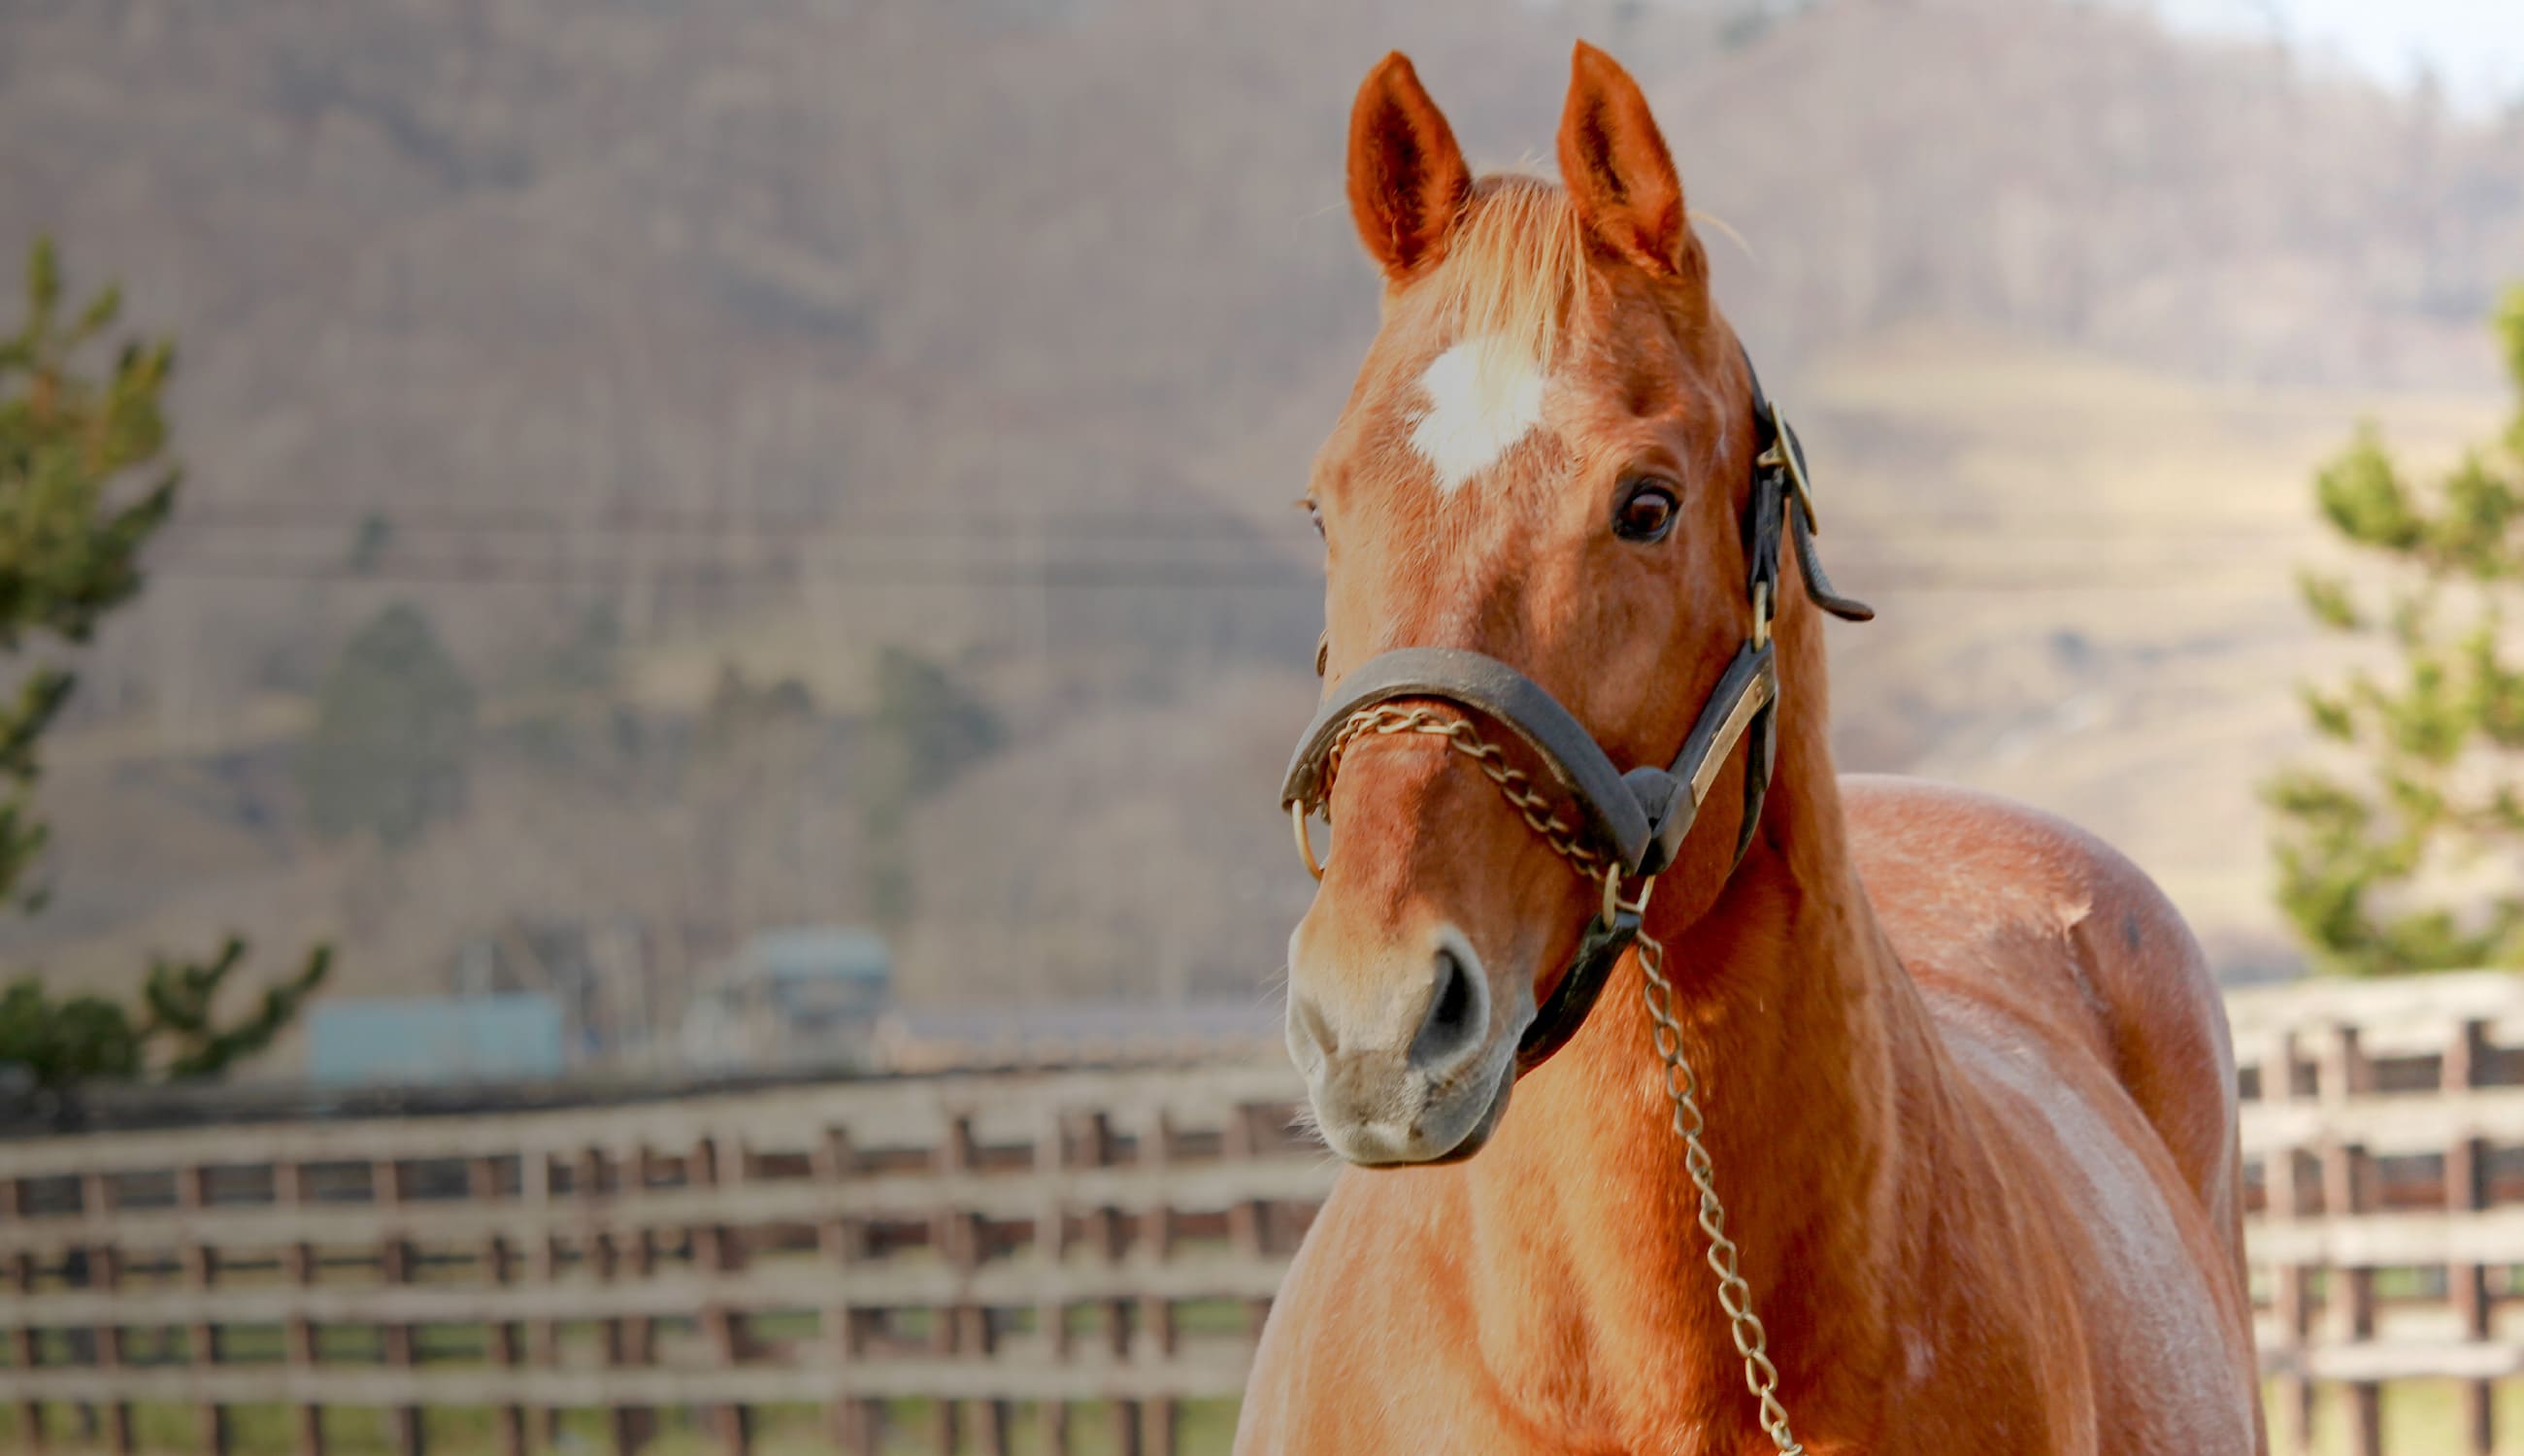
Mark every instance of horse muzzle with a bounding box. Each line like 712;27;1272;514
1285;924;1522;1165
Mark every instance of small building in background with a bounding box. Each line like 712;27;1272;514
680;926;892;1071
306;994;568;1085
445;916;649;1064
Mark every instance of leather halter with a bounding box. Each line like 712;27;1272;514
1280;350;1874;1074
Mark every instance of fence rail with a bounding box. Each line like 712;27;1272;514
0;1062;1325;1456
2230;970;2524;1456
2;975;2521;1456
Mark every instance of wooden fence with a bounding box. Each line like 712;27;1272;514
2232;969;2524;1456
3;972;2523;1455
0;1063;1328;1456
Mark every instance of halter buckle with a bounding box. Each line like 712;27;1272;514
1757;401;1820;534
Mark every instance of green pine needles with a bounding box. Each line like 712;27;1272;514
0;234;179;911
2265;285;2524;976
0;236;329;1090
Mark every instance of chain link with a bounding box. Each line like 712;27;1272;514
1637;924;1806;1455
1312;703;1805;1454
1320;705;1610;875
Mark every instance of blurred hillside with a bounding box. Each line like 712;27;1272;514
0;0;2518;1060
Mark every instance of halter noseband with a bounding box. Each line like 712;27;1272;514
1279;351;1873;1074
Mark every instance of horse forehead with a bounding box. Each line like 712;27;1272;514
1361;325;1690;500
1400;336;1555;495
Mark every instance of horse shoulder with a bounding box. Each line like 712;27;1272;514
1836;774;2239;1225
1839;775;2262;1452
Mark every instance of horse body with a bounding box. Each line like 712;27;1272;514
1239;43;2262;1454
1244;775;2261;1454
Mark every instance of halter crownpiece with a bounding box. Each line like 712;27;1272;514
1280;347;1871;1073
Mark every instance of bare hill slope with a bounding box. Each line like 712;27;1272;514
0;0;2518;1022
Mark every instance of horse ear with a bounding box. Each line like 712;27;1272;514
1347;51;1472;278
1556;42;1692;276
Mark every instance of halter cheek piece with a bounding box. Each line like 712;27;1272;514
1279;352;1873;1074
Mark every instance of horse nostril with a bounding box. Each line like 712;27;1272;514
1410;946;1483;1072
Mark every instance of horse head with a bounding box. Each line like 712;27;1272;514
1285;46;1800;1166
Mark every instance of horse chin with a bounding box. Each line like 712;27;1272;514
1418;1061;1513;1165
1320;1056;1515;1169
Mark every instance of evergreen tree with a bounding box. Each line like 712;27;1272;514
0;234;331;1089
140;937;332;1080
300;602;477;847
2264;285;2524;976
0;941;330;1091
0;234;180;910
860;646;1002;930
870;645;1003;796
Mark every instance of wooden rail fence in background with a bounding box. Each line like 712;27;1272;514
2;972;2521;1456
0;1063;1327;1456
2232;970;2524;1456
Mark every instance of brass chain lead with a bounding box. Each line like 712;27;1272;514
1307;703;1804;1454
1317;705;1610;875
1637;921;1805;1455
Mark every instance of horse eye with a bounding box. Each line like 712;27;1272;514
1304;499;1325;541
1612;480;1678;543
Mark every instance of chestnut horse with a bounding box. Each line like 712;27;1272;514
1237;44;2263;1456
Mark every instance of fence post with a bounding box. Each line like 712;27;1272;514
522;1145;563;1451
624;1146;659;1373
690;1135;752;1456
371;1158;425;1456
1135;1108;1177;1456
1076;1111;1135;1454
2317;1024;2379;1456
75;1172;131;1456
4;1222;42;1451
962;1110;1012;1456
1225;1105;1275;1339
176;1165;229;1456
271;1161;324;1456
469;1155;527;1456
581;1146;645;1456
2;1175;41;1450
2260;1030;2315;1456
1036;1105;1073;1456
813;1125;877;1456
928;1115;976;1456
2445;1017;2495;1456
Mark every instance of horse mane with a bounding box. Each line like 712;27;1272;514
1430;174;1588;393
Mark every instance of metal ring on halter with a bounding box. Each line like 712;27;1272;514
1615;872;1654;922
1292;803;1325;882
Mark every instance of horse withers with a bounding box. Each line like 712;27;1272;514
1237;43;2264;1455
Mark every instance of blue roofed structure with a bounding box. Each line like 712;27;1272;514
748;927;889;987
306;994;568;1085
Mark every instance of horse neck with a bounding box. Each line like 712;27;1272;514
1462;607;1929;1430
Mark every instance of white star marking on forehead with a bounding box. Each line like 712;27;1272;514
1408;336;1546;494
